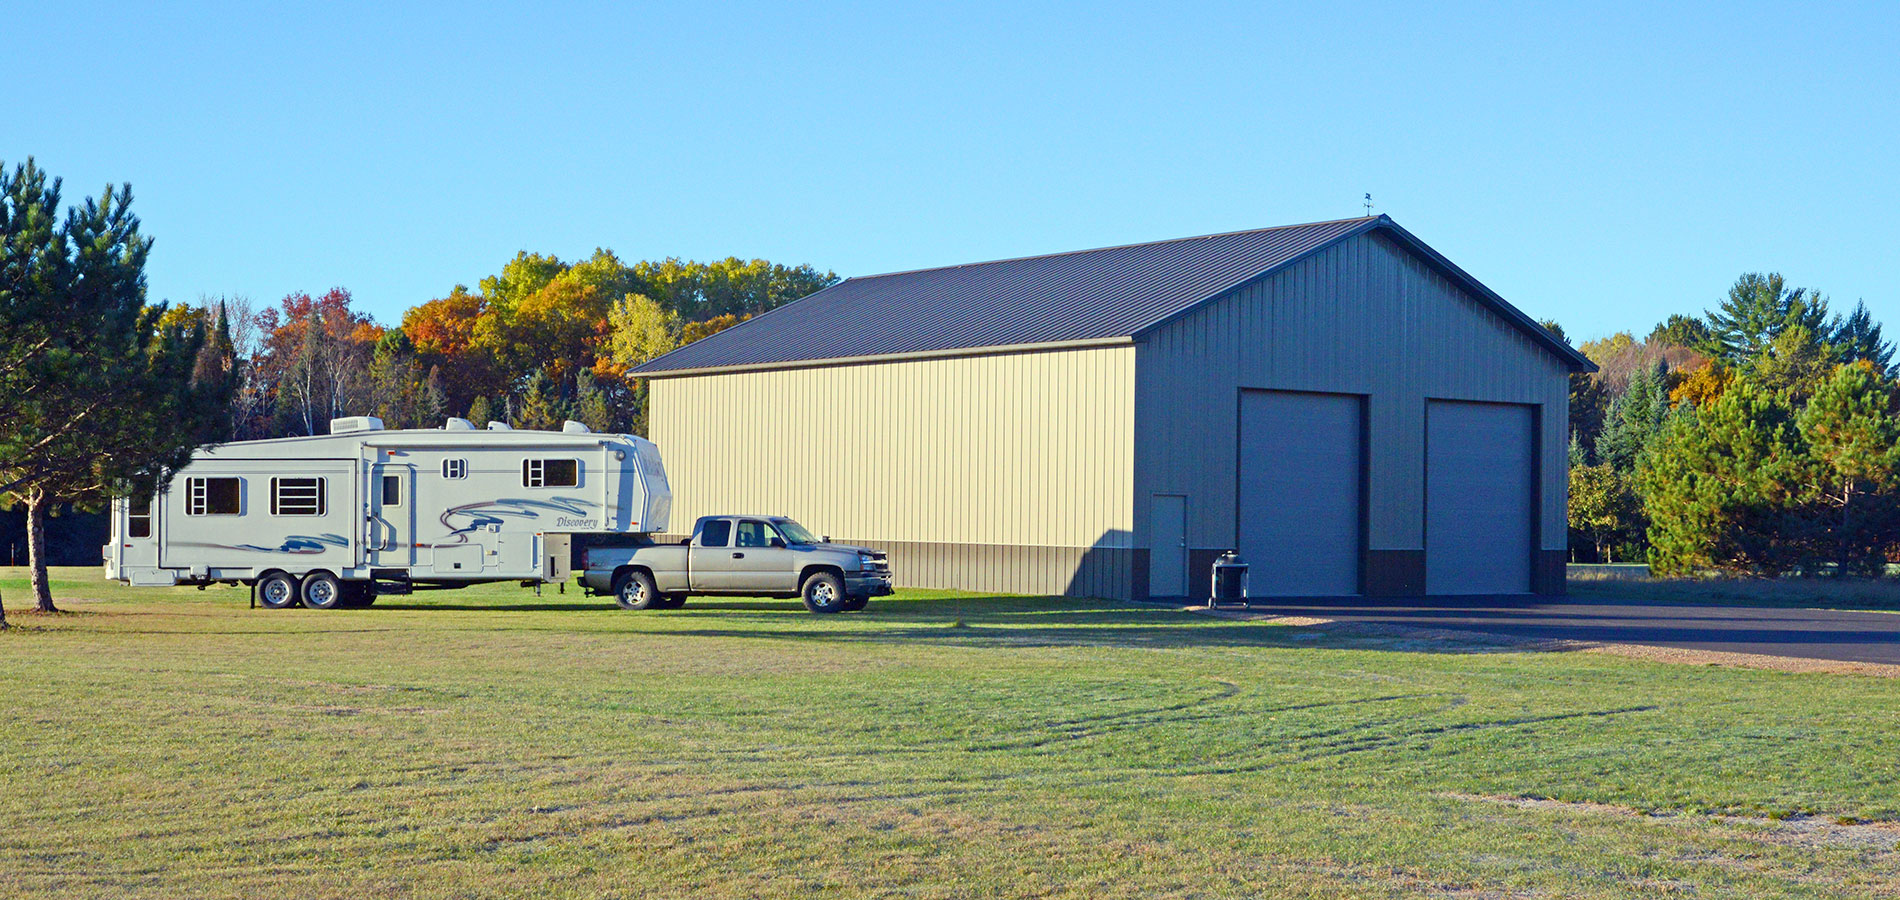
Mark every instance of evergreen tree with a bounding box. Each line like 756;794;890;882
512;369;570;430
1637;381;1808;576
0;160;235;612
574;369;615;433
1828;300;1895;374
1706;272;1829;364
1750;324;1839;402
1595;361;1669;472
1793;363;1900;575
466;395;495;428
419;365;447;427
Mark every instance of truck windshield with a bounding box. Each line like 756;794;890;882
773;519;820;545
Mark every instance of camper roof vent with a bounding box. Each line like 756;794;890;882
487;421;513;431
443;417;475;431
561;420;590;434
330;416;385;434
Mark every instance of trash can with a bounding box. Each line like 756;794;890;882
1210;550;1248;609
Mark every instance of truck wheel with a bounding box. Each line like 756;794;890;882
801;572;848;614
258;572;299;609
655;594;688;610
612;570;660;610
842;595;868;612
301;571;344;610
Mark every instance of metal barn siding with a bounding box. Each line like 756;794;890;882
1133;231;1571;598
648;344;1137;597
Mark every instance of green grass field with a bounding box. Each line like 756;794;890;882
3;567;1898;899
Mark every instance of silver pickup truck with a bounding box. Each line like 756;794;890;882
579;515;893;614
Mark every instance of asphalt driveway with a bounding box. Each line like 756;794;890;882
1236;597;1900;666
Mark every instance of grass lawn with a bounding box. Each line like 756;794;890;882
1571;569;1900;612
3;567;1898;899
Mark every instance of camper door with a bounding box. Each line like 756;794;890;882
368;462;415;568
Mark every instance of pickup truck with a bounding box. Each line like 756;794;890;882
578;515;894;614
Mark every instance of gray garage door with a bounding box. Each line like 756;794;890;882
1426;401;1534;595
1238;390;1362;596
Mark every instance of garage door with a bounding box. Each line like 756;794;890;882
1426;401;1534;594
1238;390;1362;596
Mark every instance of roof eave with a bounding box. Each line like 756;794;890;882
630;336;1137;379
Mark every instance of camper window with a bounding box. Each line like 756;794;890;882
381;475;403;506
269;477;327;516
442;459;467;479
522;458;579;488
187;477;242;516
128;500;152;538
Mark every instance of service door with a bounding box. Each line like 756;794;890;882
368;463;415;569
1147;494;1188;598
1238;390;1363;596
1426;401;1534;595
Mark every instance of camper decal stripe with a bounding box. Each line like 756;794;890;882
170;535;351;555
434;497;595;545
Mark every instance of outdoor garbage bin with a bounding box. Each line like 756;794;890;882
1210;550;1248;608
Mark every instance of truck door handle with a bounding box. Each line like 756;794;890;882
732;552;744;559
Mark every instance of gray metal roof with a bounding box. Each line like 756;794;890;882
632;215;1593;375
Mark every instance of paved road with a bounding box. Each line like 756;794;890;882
1236;598;1900;666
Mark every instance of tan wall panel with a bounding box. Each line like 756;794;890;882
649;345;1135;552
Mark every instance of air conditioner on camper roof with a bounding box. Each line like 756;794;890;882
330;416;384;434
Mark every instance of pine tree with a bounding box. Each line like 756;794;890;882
0;160;235;611
512;370;570;431
1706;272;1829;364
1794;363;1900;575
467;395;495;428
1637;381;1808;576
1828;300;1896;374
574;369;615;433
1595;361;1669;472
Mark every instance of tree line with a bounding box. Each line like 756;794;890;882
197;249;835;443
1554;273;1899;576
1;159;834;621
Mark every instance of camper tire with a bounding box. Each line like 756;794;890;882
258;572;299;609
301;571;345;610
801;571;848;614
612;569;660;611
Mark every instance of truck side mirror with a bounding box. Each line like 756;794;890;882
822;535;831;543
769;537;786;548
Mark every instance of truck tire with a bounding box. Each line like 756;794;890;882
301;571;344;610
656;594;688;610
258;572;300;609
612;569;661;610
842;595;868;612
801;571;848;614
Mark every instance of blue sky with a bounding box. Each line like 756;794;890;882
7;1;1895;342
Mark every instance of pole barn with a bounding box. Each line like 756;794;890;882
633;216;1594;601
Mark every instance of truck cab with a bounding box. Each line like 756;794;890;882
579;515;893;614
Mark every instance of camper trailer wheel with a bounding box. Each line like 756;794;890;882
801;572;848;614
257;572;299;609
301;571;344;610
612;570;660;610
